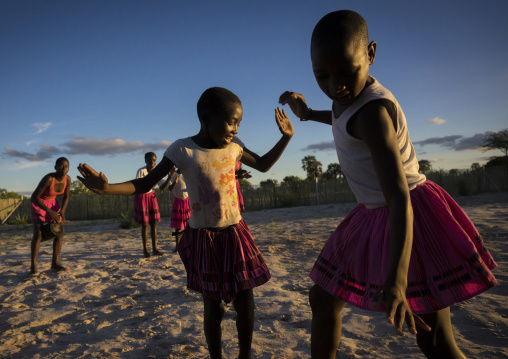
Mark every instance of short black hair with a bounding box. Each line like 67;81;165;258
55;157;69;166
144;152;156;161
196;87;241;122
311;10;369;53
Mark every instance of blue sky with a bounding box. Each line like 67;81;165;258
1;0;507;194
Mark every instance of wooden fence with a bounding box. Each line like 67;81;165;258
1;165;507;223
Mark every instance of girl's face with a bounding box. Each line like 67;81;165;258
55;160;69;176
311;40;376;109
206;103;243;149
145;155;157;171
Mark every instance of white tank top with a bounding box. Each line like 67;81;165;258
332;77;426;209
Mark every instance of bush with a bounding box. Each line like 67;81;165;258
118;212;138;229
8;213;29;225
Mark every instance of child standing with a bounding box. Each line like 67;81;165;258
135;152;167;258
30;157;71;274
161;170;191;252
77;87;294;359
279;10;497;359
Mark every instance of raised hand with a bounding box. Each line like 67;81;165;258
275;108;294;138
373;285;431;336
279;91;310;120
77;163;109;195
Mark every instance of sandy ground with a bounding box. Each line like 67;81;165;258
1;192;507;358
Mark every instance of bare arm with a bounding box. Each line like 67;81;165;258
77;156;176;195
352;100;430;335
240;108;294;172
278;91;332;125
31;175;62;222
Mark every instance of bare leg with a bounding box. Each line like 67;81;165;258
50;233;67;271
173;229;182;252
309;284;347;359
141;225;150;257
151;223;164;256
416;307;466;359
233;289;254;359
30;223;43;274
203;295;225;359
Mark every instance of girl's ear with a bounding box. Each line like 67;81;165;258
368;41;377;65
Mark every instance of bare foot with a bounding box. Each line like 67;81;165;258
51;264;70;272
144;251;151;258
172;248;178;253
153;250;164;256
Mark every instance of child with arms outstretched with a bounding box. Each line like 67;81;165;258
30;157;71;274
279;10;497;359
78;87;293;359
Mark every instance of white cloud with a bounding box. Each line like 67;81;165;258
426;117;446;125
32;122;52;134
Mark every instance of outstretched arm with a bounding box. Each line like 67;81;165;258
59;175;71;222
77;156;175;195
279;91;332;125
241;108;293;172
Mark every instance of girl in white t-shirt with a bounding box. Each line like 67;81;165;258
77;87;293;359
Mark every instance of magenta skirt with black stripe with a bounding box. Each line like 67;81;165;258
30;199;60;224
178;220;271;303
309;180;497;314
134;192;161;225
170;197;191;229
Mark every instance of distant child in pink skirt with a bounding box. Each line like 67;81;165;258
30;157;71;274
280;10;497;359
161;170;191;252
78;87;294;358
134;152;168;258
235;161;251;212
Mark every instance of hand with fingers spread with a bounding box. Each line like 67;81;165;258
275;107;294;138
278;91;310;120
373;284;431;336
77;163;110;195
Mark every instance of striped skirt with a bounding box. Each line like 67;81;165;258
170;197;191;229
30;199;61;224
309;180;497;314
178;220;270;303
134;192;161;225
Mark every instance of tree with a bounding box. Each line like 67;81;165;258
301;155;322;180
471;163;482;172
260;179;278;190
70;180;90;195
322;163;343;180
449;169;459;176
482;129;508;157
238;179;252;189
418;159;432;173
0;188;21;199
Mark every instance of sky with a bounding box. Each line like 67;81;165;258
1;0;507;195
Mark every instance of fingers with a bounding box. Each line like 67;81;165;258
413;314;432;332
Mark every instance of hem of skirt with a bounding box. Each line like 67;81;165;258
187;274;271;303
309;273;497;315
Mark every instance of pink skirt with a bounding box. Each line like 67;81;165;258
178;220;270;303
134;192;161;225
236;180;245;212
170;197;191;229
30;199;60;224
309;180;497;314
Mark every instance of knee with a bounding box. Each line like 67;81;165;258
309;285;345;315
204;299;225;323
233;289;254;315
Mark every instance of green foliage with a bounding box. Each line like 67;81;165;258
0;188;21;199
260;179;278;190
70;181;89;196
8;213;29;225
301;155;322;180
485;156;508;168
322;163;343;180
238;179;252;189
482;128;508;157
418;159;432;173
118;212;138;229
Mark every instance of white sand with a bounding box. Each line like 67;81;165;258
1;192;507;358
